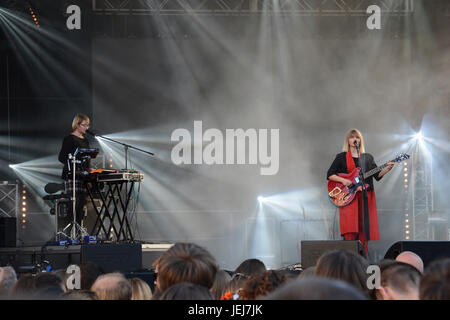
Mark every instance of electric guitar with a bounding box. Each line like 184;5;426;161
327;153;410;207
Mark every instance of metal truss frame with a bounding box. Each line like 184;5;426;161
411;145;434;240
0;182;18;218
91;0;414;16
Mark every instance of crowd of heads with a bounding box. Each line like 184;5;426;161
0;243;449;300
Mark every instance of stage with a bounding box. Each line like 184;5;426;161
0;242;173;274
0;0;449;270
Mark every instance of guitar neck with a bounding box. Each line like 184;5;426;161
363;161;390;180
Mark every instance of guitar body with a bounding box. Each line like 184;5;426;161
327;153;410;208
327;168;369;207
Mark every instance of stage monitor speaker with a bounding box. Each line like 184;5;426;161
81;243;142;273
125;271;157;293
301;240;363;269
384;241;450;268
0;217;16;247
141;243;174;269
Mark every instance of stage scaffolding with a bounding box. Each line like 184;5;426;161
410;144;445;241
91;0;415;16
0;182;18;219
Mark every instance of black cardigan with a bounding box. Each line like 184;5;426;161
327;152;383;191
58;134;90;179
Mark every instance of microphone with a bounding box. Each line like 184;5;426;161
86;129;96;137
354;140;359;147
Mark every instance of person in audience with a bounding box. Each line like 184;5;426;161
91;272;132;300
419;258;450;300
314;250;371;298
239;270;286;300
0;266;17;298
298;266;315;279
274;269;301;283
395;251;424;274
221;272;249;300
54;269;71;292
32;272;65;299
9;273;36;299
221;258;267;300
80;262;105;290
234;258;266;277
264;277;367;300
210;269;232;300
62;290;98;300
375;260;421;300
155;242;218;294
129;277;152;300
159;282;214;300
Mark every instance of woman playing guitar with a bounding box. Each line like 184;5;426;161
327;129;395;255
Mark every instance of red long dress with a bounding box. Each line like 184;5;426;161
327;151;381;253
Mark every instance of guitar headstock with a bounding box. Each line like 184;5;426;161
393;153;410;163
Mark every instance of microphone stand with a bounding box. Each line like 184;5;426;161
355;142;369;258
68;153;88;242
88;131;154;169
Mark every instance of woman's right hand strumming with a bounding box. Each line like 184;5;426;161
341;179;353;187
329;174;353;187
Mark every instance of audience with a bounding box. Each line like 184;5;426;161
0;243;448;301
375;260;421;300
419;258;450;300
221;258;267;300
129;277;152;300
80;262;105;290
62;290;98;300
395;251;424;274
264;277;368;300
298;266;315;279
91;272;132;300
210;269;232;300
33;272;65;299
234;258;266;277
154;242;218;294
314;249;371;298
0;266;17;298
239;270;286;300
9;273;35;298
159;282;214;300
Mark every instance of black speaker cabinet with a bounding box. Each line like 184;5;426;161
384;241;450;268
301;240;363;269
0;217;16;247
81;243;142;273
141;243;174;269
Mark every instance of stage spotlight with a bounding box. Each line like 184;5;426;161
257;196;264;202
414;131;423;140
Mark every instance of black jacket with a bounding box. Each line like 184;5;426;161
327;152;383;191
58;134;90;179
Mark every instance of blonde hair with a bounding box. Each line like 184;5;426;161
342;129;365;153
91;273;131;300
129;277;152;300
72;113;90;130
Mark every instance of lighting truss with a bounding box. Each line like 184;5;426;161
91;0;414;16
411;146;433;240
0;182;18;218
